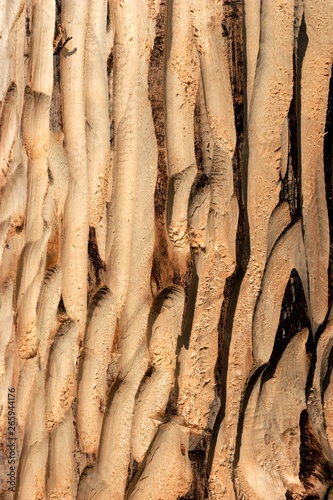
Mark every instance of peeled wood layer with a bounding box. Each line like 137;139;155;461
177;0;237;431
16;369;48;500
0;284;15;485
100;8;159;488
197;80;213;177
28;0;55;96
0;359;15;492
78;343;149;500
210;2;295;494
16;272;62;496
308;312;333;462
15;267;61;433
128;421;193;500
47;412;77;500
0;166;26;274
47;132;69;217
252;220;308;364
247;0;294;267
106;0;158;316
0;83;18;188
60;0;89;328
0;1;26;119
266;201;291;257
208;260;259;500
22;89;50;241
324;367;333;451
45;321;78;430
0;281;13;381
178;148;238;429
16;229;50;359
77;288;117;455
131;286;185;463
244;0;260;114
236;329;309;499
300;0;333;329
190;0;236;156
16;83;52;359
37;265;62;367
164;0;198;256
85;0;110;228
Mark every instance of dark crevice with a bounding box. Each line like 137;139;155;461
125;457;139;493
305;333;318;400
173;259;197;403
299;410;333;495
25;15;31;38
223;0;247;267
106;0;111;32
164;387;177;417
281;12;308;221
148;1;166;220
262;269;310;380
166;176;175;230
305;309;332;400
148;0;181;293
179;432;211;500
57;294;70;324
107;51;113;78
324;65;333;311
98;378;122;457
322;347;333;400
179;262;198;351
88;227;105;296
173;260;198;417
324;487;333;500
295;12;308;217
189;173;210;205
281;96;300;219
194;95;204;172
57;295;66;314
50;1;63;133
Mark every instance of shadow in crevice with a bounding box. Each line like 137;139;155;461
324;64;333;311
280;12;308;221
173;261;198;407
322;347;333;398
299;410;333;495
263;269;310;381
207;264;244;478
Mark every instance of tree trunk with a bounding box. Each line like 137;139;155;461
0;0;333;499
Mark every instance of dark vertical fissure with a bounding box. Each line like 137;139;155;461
281;13;308;220
322;347;333;398
50;1;63;133
324;65;333;310
148;0;180;293
264;269;310;377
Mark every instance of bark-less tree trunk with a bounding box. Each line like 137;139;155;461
0;0;333;499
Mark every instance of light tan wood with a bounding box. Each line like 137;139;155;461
0;1;332;498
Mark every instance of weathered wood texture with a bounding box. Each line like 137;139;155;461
0;0;333;498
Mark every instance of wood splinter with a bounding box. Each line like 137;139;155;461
53;23;72;56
